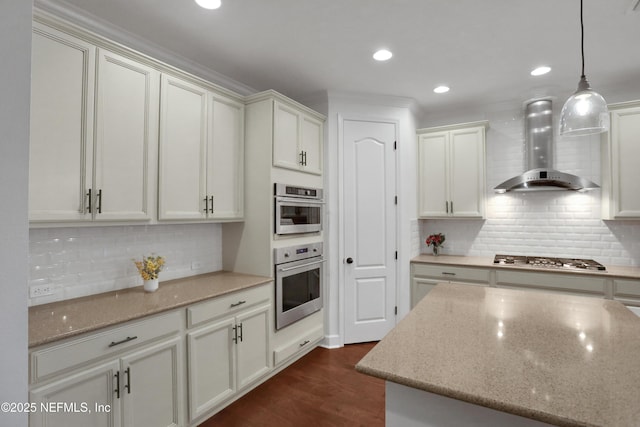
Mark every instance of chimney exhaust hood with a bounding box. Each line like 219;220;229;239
494;98;599;193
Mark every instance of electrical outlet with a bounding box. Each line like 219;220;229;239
191;261;202;270
30;284;54;298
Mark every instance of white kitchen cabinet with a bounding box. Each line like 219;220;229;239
207;94;245;220
29;23;95;222
417;122;488;218
410;263;490;308
159;74;244;221
29;23;160;223
273;100;323;175
186;285;271;422
602;100;640;219
93;48;160;222
612;278;640;307
30;360;120;427
29;311;184;427
495;270;606;297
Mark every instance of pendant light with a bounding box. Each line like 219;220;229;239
559;0;609;136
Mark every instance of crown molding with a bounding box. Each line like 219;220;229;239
34;0;257;97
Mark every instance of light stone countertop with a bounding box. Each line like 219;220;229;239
411;254;640;280
29;271;272;348
356;283;640;427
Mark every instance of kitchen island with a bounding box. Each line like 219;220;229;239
356;283;640;427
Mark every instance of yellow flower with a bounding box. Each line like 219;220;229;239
133;254;165;280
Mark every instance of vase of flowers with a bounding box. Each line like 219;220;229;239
133;254;165;292
426;233;445;256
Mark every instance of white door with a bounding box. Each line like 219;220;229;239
343;119;397;344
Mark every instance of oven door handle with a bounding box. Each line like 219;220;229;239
275;196;325;206
279;259;326;272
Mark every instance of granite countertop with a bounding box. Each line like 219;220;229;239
356;283;640;427
29;271;272;348
411;254;640;279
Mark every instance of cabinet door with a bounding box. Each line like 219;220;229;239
236;303;271;390
30;360;120;427
610;106;640;218
187;317;236;421
273;100;302;171
120;337;183;427
208;94;244;220
300;114;323;175
159;74;208;220
29;24;95;222
411;277;438;309
94;49;159;221
417;132;448;217
449;126;485;217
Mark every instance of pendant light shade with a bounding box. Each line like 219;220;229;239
559;0;609;136
559;76;609;136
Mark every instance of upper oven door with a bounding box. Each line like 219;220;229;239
274;196;323;235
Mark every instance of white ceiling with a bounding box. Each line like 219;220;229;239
38;0;640;114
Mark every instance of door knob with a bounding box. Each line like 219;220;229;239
346;257;353;264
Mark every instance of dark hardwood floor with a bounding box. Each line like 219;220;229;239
200;342;384;427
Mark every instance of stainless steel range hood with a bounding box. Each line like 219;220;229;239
494;99;599;193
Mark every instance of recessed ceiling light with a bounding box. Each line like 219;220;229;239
373;49;393;61
530;66;551;76
433;86;450;94
195;0;222;9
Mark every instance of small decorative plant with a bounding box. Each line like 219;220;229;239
426;233;445;256
133;254;165;281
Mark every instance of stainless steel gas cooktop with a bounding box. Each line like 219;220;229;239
493;254;606;271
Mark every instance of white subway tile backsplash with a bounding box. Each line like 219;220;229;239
28;223;223;306
419;105;640;267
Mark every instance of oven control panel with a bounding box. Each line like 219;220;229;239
274;242;323;264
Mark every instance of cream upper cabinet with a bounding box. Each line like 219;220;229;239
602;101;640;219
29;23;95;222
273;100;323;175
159;74;244;221
94;48;159;222
417;122;488;218
208;94;245;220
158;74;208;220
29;23;159;223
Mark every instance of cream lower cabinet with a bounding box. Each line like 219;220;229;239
495;270;606;298
410;263;490;308
159;74;244;221
29;312;184;427
602;100;640;219
417;121;488;218
186;286;272;423
29;22;160;223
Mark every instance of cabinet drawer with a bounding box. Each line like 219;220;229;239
187;283;271;329
613;279;640;301
30;310;181;382
273;324;323;366
412;264;490;283
495;270;606;296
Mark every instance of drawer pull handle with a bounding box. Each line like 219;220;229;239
108;336;138;348
442;272;456;276
230;300;246;308
299;340;310;348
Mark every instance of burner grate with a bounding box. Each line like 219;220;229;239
493;254;606;271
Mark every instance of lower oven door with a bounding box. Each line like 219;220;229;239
275;257;324;330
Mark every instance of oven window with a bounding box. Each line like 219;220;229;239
279;205;320;226
282;269;320;312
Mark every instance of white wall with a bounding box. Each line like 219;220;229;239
418;99;640;267
0;0;31;425
29;224;224;306
315;91;419;348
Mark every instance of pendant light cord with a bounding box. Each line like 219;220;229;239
580;0;585;78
